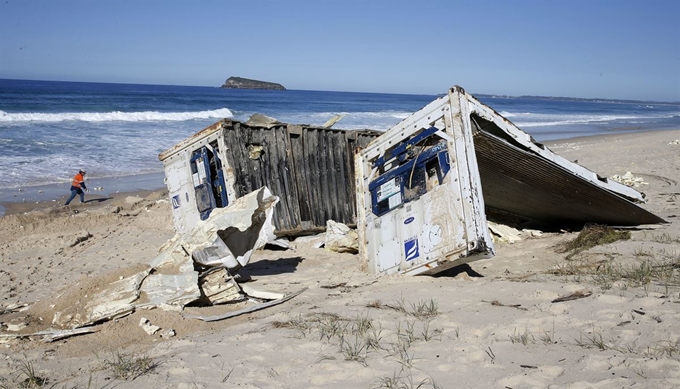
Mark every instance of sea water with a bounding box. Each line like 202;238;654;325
1;78;679;191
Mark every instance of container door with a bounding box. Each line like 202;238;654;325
190;146;228;220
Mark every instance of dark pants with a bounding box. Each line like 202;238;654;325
65;186;84;205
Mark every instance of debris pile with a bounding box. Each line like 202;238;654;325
0;187;305;342
609;172;648;188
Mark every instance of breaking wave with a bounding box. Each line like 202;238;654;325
499;111;680;128
0;108;234;123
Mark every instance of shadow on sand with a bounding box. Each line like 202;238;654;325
244;256;304;276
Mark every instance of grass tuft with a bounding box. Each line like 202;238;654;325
555;224;631;260
373;370;441;389
509;327;534;346
103;351;156;381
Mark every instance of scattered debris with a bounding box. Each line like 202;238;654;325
291;233;326;249
183;288;307;322
5;320;28;332
322;114;344;128
488;222;522;244
324;220;359;253
523;229;543;238
198;268;242;305
0;327;97;343
1;302;30;314
669;139;680;145
240;284;285;300
246;113;280;126
139;317;160;335
485;300;527;311
610;171;648;187
48;186;292;332
551;290;593;303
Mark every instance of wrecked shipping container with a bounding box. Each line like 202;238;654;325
159;119;379;236
355;86;664;276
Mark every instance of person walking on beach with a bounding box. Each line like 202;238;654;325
65;169;89;205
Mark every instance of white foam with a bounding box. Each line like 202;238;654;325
0;108;234;123
505;112;653;127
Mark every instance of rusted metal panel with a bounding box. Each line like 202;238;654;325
282;126;380;234
221;122;301;233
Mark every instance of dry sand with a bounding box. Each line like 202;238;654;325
1;130;679;388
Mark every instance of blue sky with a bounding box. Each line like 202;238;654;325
1;0;678;101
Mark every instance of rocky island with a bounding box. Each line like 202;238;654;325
221;77;286;90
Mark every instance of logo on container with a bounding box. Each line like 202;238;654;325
404;238;419;261
172;195;181;209
404;216;415;224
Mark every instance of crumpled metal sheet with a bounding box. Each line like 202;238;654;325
52;270;149;329
187;186;279;269
52;187;280;329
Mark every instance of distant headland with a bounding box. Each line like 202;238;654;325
220;77;286;90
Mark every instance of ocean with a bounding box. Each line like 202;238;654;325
1;78;679;192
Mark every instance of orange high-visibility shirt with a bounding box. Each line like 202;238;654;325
72;173;85;188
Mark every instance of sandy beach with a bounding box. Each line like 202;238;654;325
1;129;680;388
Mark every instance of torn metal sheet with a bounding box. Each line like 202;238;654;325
186;186;279;270
488;221;522;244
136;236;201;308
0;327;97;343
240;284;285;300
183;288;307;322
324;220;359;253
52;270;148;328
137;270;200;309
138;186;279;309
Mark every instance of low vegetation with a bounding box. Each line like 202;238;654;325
0;360;47;389
555;224;631;260
101;351;156;381
271;298;444;386
551;226;680;294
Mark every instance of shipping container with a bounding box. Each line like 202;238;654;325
159;119;379;236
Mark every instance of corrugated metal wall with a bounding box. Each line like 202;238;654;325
221;120;379;236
